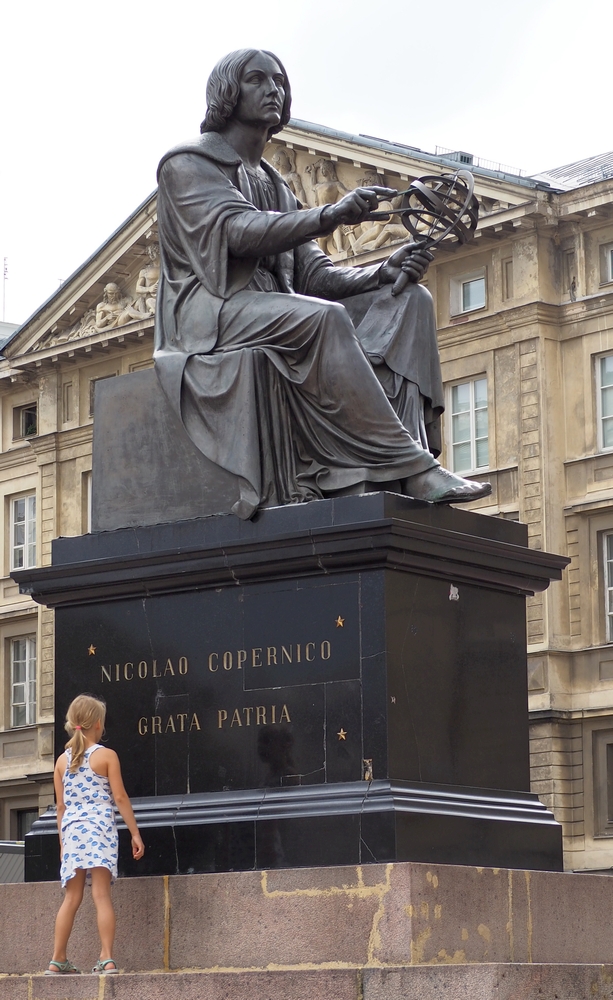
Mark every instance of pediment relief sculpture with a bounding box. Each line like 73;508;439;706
32;245;160;352
265;147;413;260
270;147;308;206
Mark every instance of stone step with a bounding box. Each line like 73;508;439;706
3;861;613;977
4;966;613;1000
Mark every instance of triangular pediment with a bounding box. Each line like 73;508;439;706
2;192;159;369
2;121;558;374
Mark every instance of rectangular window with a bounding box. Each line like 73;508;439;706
502;258;514;300
12;403;37;440
461;276;486;312
62;382;73;423
564;249;577;300
605;532;613;642
16;809;38;839
450;378;489;474
11;635;36;728
598;355;613;450
593;727;613;836
89;374;117;417
598;243;613;285
10;494;36;570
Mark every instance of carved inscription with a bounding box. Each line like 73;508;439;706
208;642;331;671
101;657;188;682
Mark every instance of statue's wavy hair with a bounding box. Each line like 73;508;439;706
200;49;292;139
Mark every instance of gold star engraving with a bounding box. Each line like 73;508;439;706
337;728;347;740
87;645;96;656
335;616;345;628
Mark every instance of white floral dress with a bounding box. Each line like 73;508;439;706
60;745;118;888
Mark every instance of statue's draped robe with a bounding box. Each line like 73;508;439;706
155;132;443;519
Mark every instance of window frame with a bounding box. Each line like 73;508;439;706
599;242;613;286
596;353;613;453
604;531;613;644
10;634;37;729
450;267;487;317
12;402;38;441
9;493;37;571
446;376;490;476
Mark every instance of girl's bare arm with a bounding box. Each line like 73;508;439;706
53;754;66;854
104;749;145;859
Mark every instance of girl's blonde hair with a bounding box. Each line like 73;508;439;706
64;694;106;772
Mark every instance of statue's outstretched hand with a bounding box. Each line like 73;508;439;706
322;186;398;228
379;242;434;294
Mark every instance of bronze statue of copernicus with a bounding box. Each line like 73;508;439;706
154;49;491;519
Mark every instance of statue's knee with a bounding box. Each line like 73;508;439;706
411;281;434;306
318;300;351;334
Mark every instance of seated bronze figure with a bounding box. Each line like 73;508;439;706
154;48;491;519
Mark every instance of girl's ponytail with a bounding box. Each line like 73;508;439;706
64;694;106;772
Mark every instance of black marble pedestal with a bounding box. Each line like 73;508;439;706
16;494;568;879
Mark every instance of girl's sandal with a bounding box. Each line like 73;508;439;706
44;959;81;975
92;958;118;975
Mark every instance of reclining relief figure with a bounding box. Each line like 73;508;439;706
154;49;491;519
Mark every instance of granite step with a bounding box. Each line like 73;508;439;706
4;965;613;1000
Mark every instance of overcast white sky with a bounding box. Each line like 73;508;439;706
1;0;611;326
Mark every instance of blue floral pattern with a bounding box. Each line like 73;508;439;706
60;745;118;888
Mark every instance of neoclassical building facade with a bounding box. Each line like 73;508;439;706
1;121;613;871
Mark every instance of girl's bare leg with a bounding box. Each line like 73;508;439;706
50;869;86;969
91;867;116;968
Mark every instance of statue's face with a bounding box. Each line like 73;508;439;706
232;52;285;130
273;149;290;171
105;283;120;302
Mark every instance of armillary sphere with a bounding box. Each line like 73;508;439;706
367;168;479;250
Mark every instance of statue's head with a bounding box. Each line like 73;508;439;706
361;169;385;187
272;146;296;173
315;158;339;181
103;282;120;303
200;49;292;139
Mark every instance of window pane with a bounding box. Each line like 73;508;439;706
452;412;471;443
475;408;489;438
12;548;24;569
474;378;488;407
476;438;489;468
12;704;26;728
603;417;613;449
27;495;36;519
602;385;613;418
451;383;470;413
462;277;485;311
602;356;613;388
453;442;471;472
12;637;26;660
13;660;26;683
17;810;38;840
13;498;25;522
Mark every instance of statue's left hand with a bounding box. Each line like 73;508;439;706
379;242;434;287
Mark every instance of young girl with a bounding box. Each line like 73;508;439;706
46;694;144;975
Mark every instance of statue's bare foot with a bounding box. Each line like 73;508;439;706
401;467;492;504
